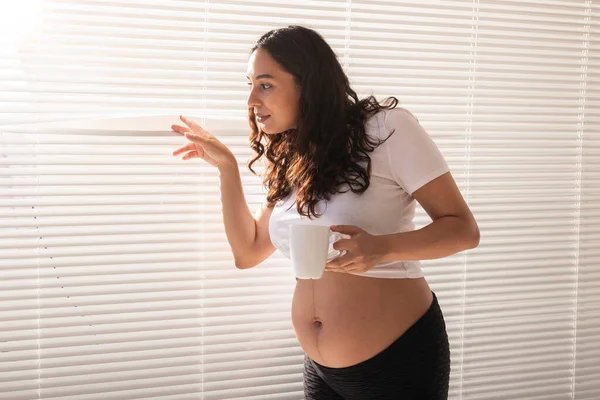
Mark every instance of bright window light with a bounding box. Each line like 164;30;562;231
0;0;43;49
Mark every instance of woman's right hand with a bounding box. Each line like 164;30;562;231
171;115;236;169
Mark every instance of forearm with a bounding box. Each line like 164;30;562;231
379;216;480;262
218;159;257;262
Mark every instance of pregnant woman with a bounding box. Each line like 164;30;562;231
172;25;480;400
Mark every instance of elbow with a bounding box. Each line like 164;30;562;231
234;257;257;270
465;221;480;250
234;261;245;270
234;260;252;270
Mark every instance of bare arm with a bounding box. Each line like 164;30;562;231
218;159;276;269
171;115;276;269
379;171;480;261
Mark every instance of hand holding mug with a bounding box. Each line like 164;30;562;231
324;225;386;274
289;224;350;279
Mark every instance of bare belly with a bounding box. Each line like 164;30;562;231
291;271;433;368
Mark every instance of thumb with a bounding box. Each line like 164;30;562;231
330;224;363;236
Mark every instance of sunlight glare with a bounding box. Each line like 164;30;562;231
0;1;43;49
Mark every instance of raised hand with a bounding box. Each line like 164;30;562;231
171;115;235;169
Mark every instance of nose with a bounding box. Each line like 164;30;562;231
247;86;261;108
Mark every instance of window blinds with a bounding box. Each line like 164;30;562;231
1;0;598;399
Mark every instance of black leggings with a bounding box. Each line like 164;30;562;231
303;292;450;400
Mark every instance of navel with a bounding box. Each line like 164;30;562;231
310;279;322;329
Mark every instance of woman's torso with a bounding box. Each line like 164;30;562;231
268;109;437;280
267;108;449;367
292;272;433;368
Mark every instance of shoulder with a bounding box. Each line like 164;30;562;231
364;106;421;141
383;107;420;131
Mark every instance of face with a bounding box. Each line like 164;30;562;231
246;48;301;134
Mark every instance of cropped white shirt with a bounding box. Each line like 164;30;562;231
267;107;449;279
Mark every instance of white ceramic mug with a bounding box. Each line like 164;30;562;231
289;224;349;279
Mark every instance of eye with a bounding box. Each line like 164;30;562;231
246;82;272;90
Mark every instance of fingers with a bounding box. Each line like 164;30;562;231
172;142;195;156
171;120;210;161
326;259;355;273
326;253;353;269
330;224;363;236
172;124;209;147
171;124;191;135
172;141;204;160
180;115;204;133
332;239;350;251
184;132;207;144
182;150;199;160
172;115;206;137
174;146;202;161
172;116;213;145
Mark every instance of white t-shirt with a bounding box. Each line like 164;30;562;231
267;107;450;279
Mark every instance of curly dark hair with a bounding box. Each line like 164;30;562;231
247;25;398;219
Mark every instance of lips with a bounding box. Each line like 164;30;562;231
256;114;270;123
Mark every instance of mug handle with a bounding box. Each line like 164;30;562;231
326;231;351;262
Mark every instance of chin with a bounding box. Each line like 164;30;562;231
258;120;294;135
259;126;272;134
260;125;284;135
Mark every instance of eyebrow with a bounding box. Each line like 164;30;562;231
246;73;275;80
